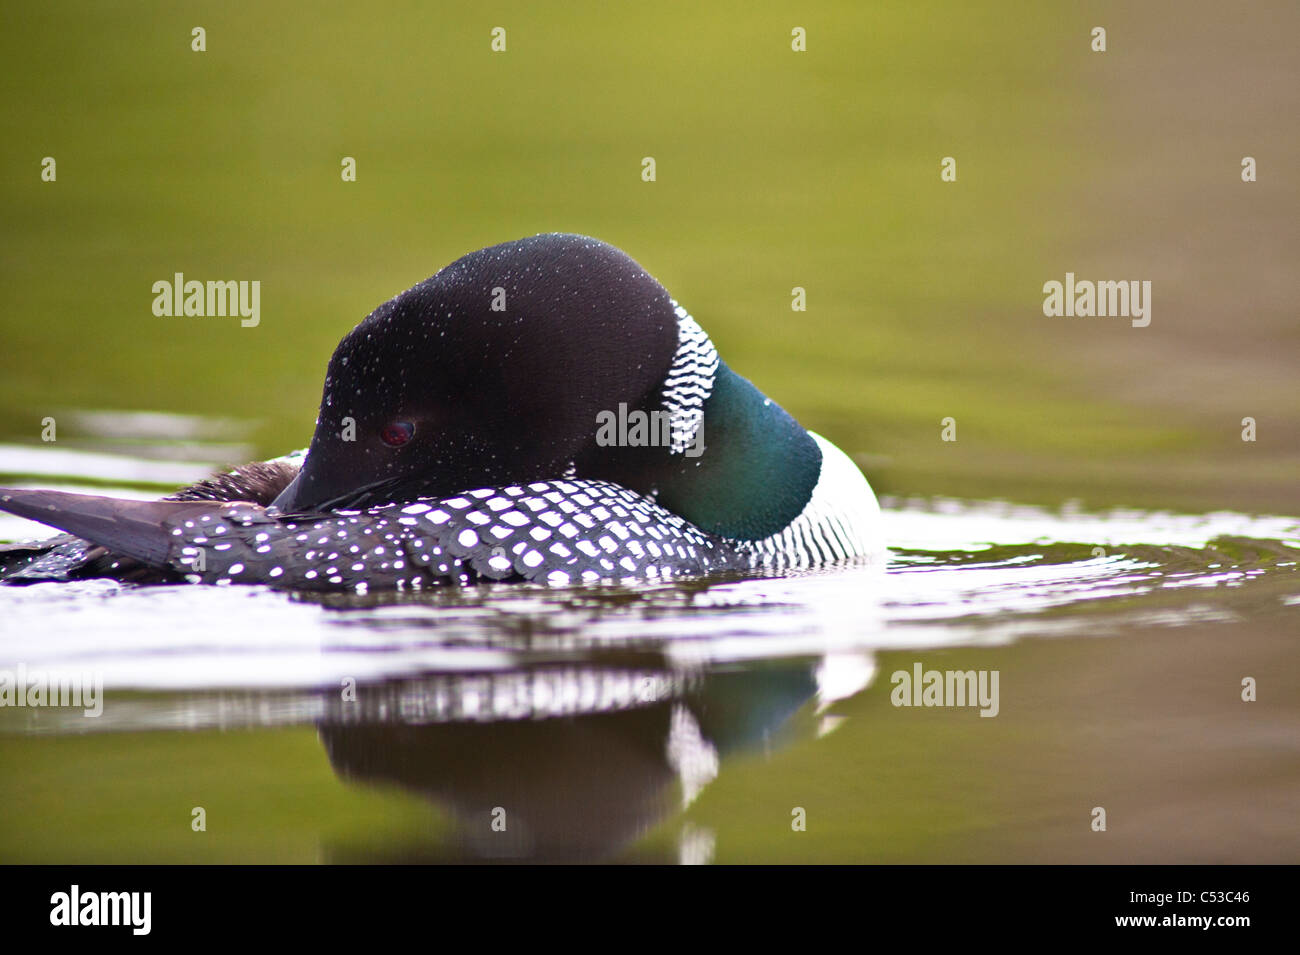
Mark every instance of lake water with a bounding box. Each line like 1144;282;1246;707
1;434;1297;863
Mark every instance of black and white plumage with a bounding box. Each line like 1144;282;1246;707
0;234;883;591
660;302;718;454
0;480;748;592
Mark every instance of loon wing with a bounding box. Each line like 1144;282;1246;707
0;535;85;579
0;535;145;583
0;481;743;591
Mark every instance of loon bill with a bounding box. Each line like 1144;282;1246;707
0;233;882;590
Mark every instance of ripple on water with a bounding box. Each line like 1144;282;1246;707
1;441;1298;731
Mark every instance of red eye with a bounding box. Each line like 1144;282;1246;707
380;421;414;447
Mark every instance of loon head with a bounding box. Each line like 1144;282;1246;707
273;233;826;541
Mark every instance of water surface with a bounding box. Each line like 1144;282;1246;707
2;435;1296;862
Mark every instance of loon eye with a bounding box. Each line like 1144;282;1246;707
380;421;415;447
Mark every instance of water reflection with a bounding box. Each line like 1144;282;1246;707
317;657;862;862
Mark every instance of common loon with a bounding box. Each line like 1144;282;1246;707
0;234;881;591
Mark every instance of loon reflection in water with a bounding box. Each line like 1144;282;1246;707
317;659;848;862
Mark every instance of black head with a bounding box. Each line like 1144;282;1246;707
272;234;680;512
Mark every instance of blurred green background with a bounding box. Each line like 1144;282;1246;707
4;1;1294;513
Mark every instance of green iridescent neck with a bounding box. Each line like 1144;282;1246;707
650;362;821;540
